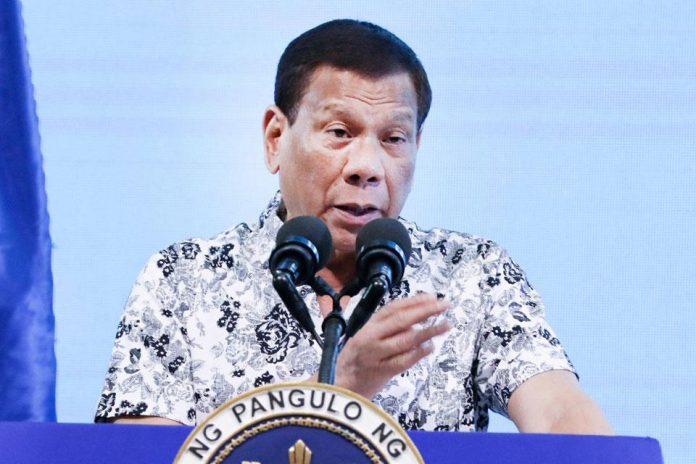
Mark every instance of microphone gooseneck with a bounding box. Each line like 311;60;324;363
269;216;332;340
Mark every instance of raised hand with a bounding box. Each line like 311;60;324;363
334;293;450;399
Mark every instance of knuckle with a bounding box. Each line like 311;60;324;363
392;333;414;353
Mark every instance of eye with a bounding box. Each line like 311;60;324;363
385;134;407;144
328;128;350;138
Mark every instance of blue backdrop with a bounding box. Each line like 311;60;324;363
0;0;55;421
18;1;696;463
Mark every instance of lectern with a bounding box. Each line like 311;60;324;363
0;422;663;463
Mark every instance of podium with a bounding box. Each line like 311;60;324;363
0;422;663;463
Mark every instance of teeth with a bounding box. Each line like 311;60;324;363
338;205;371;215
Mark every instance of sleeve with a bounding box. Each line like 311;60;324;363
473;245;576;418
94;245;197;425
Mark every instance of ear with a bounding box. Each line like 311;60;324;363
416;126;423;149
263;106;287;174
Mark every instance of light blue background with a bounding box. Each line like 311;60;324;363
21;1;695;462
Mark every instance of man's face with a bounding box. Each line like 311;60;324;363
264;66;421;257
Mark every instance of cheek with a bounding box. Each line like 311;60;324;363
293;139;344;185
277;139;341;216
388;161;416;210
278;139;308;183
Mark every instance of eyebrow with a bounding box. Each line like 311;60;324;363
316;103;416;123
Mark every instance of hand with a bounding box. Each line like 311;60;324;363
333;293;451;399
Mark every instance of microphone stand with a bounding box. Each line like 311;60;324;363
344;275;389;339
317;297;345;384
277;273;365;385
310;276;346;384
272;270;324;348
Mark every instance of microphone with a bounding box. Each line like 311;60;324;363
269;216;333;336
356;217;412;289
345;218;412;338
269;216;333;285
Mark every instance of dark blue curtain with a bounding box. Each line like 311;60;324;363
0;0;56;421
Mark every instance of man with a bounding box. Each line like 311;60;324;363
96;19;612;434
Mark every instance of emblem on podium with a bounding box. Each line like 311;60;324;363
174;382;423;463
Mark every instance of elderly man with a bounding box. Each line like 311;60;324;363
96;19;611;434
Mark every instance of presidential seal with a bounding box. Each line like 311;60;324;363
174;383;424;464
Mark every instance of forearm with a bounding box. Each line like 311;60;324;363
111;415;183;425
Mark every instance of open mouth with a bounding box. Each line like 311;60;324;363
335;204;378;216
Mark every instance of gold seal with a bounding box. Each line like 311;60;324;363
174;382;424;464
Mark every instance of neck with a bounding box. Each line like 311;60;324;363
317;251;356;292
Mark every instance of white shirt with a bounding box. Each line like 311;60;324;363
96;192;574;430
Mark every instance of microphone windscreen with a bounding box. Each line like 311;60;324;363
356;218;412;262
276;216;333;269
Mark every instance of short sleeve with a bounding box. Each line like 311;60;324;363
473;246;576;418
95;245;197;425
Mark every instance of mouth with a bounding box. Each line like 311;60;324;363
334;203;380;217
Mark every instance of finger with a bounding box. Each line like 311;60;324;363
372;293;437;319
374;296;449;339
409;319;451;347
380;319;451;359
371;293;444;325
381;338;437;374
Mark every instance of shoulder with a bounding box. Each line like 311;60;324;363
400;217;507;268
143;222;255;281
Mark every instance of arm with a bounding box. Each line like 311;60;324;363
95;246;198;425
112;416;183;426
508;370;613;434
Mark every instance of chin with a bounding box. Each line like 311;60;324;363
330;232;358;256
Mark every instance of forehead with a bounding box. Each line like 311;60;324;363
297;66;418;120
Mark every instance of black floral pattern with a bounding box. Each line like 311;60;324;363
503;259;526;285
157;246;179;277
538;327;561;346
398;409;428;430
115;399;148;416
96;192;574;430
253;371;274;387
490;325;524;347
143;334;170;358
217;300;241;333
255;304;301;363
205;243;235;269
96;392;115;417
168;356;185;373
115;318;132;339
424;239;447;256
388;280;411;299
477;242;492;259
180;241;201;259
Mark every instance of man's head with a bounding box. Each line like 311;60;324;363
274;19;431;131
263;20;430;261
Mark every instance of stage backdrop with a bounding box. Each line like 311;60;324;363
21;1;695;463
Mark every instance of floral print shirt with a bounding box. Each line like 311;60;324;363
96;193;575;430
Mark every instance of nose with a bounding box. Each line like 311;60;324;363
342;138;384;188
